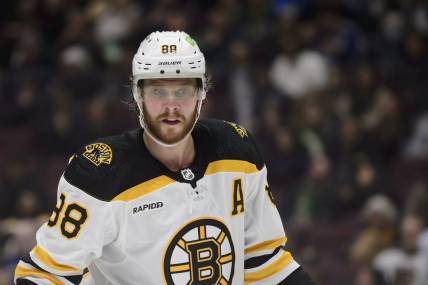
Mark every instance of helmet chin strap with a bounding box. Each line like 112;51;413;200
137;98;204;148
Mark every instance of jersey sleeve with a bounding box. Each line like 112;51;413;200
243;165;300;284
199;120;302;283
14;159;119;284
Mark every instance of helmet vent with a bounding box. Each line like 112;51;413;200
176;70;181;74
160;70;165;74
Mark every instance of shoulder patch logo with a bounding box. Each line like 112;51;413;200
226;121;248;139
82;143;112;166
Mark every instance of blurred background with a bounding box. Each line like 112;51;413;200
1;0;428;284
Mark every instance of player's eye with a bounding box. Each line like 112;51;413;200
175;88;194;98
145;87;196;101
151;88;168;98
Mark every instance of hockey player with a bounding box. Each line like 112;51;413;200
14;31;314;284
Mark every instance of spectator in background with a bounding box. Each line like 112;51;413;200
1;1;428;284
353;266;385;285
404;113;428;159
373;214;428;285
350;194;397;265
91;0;142;46
0;191;46;283
269;23;330;99
228;40;255;131
404;182;428;267
359;86;403;164
0;158;36;219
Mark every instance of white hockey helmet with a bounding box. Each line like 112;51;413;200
132;31;206;102
131;31;207;147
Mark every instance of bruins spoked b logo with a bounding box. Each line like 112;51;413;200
164;218;235;285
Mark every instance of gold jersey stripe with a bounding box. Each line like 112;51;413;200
205;160;259;175
244;251;293;282
219;253;233;264
15;265;64;285
31;246;80;273
170;263;191;273
112;160;259;202
112;175;175;202
245;236;287;255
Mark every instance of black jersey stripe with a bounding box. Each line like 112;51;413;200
245;246;281;269
15;278;38;285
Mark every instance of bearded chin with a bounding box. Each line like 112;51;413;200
142;104;198;145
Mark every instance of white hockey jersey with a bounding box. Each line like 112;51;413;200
15;119;300;285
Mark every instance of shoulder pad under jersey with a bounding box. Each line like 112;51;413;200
196;119;264;170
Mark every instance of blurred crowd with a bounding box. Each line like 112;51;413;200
1;0;428;284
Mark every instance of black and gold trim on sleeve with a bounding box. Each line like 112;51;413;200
245;246;282;269
29;245;81;274
15;247;85;285
244;250;294;283
15;260;82;285
15;278;38;285
244;237;297;283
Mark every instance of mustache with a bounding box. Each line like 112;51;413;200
157;111;185;120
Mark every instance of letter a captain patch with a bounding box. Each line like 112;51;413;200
231;178;244;215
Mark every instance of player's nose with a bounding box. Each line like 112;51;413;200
163;97;180;111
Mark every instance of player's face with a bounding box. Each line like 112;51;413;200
142;78;199;144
